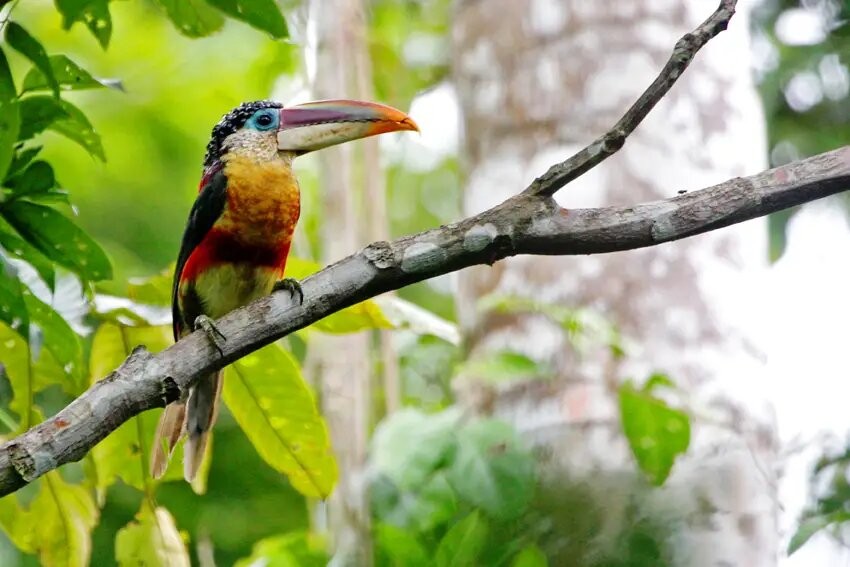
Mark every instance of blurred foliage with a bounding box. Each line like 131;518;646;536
752;0;850;260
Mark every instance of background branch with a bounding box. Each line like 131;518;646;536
1;144;848;497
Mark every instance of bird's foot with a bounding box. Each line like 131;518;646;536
194;315;226;357
273;277;304;305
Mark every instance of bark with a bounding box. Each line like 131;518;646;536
453;0;777;565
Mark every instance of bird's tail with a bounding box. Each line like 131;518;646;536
149;370;223;482
183;370;223;481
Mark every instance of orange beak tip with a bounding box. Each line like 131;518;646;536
401;116;420;133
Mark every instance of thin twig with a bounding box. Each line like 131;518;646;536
524;0;737;198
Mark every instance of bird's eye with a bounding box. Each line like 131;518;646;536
255;112;274;127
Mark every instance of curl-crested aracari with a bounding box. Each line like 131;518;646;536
151;99;418;481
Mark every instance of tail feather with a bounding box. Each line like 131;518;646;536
150;402;186;478
183;371;223;482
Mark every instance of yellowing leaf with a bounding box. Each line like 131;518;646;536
0;473;98;567
223;343;337;498
115;502;190;567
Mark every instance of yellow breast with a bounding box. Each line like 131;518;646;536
217;155;301;246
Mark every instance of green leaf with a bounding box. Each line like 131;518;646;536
5;160;56;196
0;47;15;102
223;343;337;498
23;288;84;386
234;532;328;567
207;0;288;38
371;471;458;533
619;379;691;486
788;512;850;555
0;100;20;182
115;502;190;567
126;266;173;306
7;146;42;177
447;419;535;520
435;511;489;567
0;226;55;289
49;100;105;161
2;200;112;281
5;23;60;98
17;96;68;141
55;0;112;48
0;473;98;567
458;350;548;382
371;408;460;489
376;523;429;567
156;0;226;37
0;321;31;423
512;545;548;567
22;55;116;92
0;258;29;337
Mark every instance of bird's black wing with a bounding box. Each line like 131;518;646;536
171;167;228;340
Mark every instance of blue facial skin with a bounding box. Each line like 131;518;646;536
247;108;280;131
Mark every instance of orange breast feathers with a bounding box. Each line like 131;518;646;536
181;156;301;283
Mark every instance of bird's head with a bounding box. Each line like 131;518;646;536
203;99;418;169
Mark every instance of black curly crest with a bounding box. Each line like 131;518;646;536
203;100;283;168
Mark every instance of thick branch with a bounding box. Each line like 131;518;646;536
1;145;848;497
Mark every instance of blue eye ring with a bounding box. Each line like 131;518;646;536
250;109;278;131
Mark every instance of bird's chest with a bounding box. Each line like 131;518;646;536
218;160;301;246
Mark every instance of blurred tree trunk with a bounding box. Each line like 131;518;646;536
311;0;382;564
453;1;778;565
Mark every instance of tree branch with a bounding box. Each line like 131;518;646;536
2;0;848;497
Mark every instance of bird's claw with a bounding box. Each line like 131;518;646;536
273;277;304;305
194;315;226;357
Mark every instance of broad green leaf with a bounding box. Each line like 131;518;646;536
3;200;112;281
157;0;226;37
457;350;548;382
5;23;59;97
127;266;173;306
17;96;68;141
49;100;105;161
7;146;42;177
435;511;489;567
0;321;32;427
5;159;55;196
0;100;20;182
371;408;460;489
234;532;328;567
0;226;56;291
223;343;337;498
115;502;190;567
23;288;84;386
619;379;690;486
371;471;457;533
55;0;112;48
0;258;29;337
788;512;850;555
0;47;15;102
207;0;288;38
22;55;116;92
376;523;429;567
447;419;535;520
0;473;98;567
512;545;548;567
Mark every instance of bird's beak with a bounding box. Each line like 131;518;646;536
276;99;419;154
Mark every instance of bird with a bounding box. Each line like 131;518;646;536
150;99;418;481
